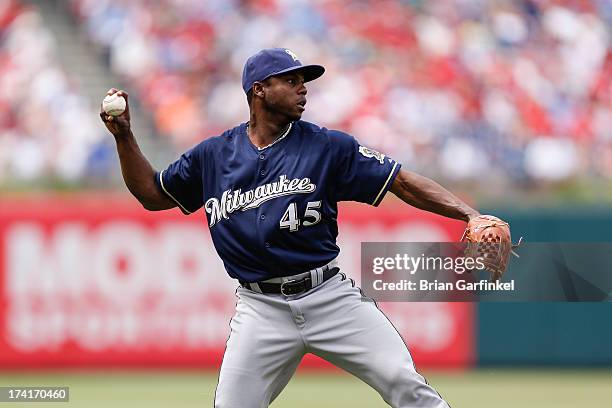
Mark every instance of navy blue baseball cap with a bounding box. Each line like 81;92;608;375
242;48;325;94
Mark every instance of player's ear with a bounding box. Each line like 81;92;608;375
253;82;265;99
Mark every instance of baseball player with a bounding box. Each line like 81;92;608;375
101;48;509;407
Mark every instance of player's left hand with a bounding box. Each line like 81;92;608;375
461;215;522;282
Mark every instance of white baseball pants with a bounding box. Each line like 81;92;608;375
214;272;450;408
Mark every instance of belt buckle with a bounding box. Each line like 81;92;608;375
280;279;299;296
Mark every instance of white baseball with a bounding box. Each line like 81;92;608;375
102;93;126;116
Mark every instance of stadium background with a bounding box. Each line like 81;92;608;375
1;0;611;406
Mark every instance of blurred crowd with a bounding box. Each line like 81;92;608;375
1;0;611;190
0;0;107;185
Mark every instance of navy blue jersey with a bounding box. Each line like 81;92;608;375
155;120;401;282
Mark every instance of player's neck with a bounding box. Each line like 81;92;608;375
247;112;292;149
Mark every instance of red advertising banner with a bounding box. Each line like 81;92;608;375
0;195;473;369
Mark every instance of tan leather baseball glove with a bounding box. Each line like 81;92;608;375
461;215;521;282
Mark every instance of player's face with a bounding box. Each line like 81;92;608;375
262;72;307;120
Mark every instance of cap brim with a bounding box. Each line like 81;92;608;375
265;64;325;83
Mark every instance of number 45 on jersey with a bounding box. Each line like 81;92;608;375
280;201;322;232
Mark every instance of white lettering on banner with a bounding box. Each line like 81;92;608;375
4;217;462;356
90;222;151;304
7;224;88;296
6;303;232;352
5;222;234;352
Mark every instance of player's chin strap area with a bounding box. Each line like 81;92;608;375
240;258;340;296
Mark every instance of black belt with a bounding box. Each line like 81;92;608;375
241;266;340;296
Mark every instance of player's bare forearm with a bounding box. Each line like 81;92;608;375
390;169;479;222
100;88;175;211
114;131;176;211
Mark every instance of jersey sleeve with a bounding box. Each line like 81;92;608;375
155;144;204;215
329;130;401;206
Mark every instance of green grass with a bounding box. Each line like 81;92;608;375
0;370;611;407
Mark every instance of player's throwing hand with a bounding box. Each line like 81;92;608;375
99;88;131;138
